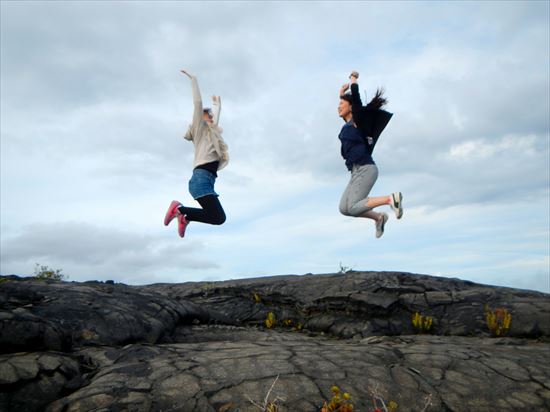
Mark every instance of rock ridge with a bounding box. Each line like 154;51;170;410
1;271;549;411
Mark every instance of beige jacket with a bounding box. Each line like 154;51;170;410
183;76;229;171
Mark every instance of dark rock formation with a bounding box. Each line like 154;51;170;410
1;272;549;412
145;271;550;339
0;278;222;354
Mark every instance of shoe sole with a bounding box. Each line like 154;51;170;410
164;201;181;226
376;213;389;238
392;192;403;220
178;216;188;238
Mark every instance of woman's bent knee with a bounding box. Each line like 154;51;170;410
214;213;226;225
339;206;351;216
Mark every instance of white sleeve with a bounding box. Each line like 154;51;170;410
212;98;221;125
190;76;203;129
183;124;193;141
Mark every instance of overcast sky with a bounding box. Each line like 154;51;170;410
1;1;549;292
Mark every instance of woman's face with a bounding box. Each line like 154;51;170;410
203;111;213;123
338;99;351;119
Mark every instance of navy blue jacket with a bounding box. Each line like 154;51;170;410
338;84;393;171
338;121;374;171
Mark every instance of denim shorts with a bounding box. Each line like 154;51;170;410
188;168;219;200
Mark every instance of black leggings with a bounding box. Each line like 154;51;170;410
178;195;226;225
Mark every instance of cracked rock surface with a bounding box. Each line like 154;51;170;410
1;272;549;411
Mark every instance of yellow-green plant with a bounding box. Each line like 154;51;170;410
202;282;215;297
387;401;399;412
412;312;433;333
368;384;400;412
34;263;66;281
484;305;512;336
285;318;303;331
321;386;354;412
253;292;261;304
265;312;276;329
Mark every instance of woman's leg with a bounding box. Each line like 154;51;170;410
346;164;379;217
341;165;403;221
365;196;391;210
339;178;353;216
366;211;389;238
178;195;226;225
362;210;383;221
348;172;403;219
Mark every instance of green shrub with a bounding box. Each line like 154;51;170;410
484;305;512;336
253;292;261;303
33;263;66;281
321;386;354;412
265;312;276;329
412;312;433;333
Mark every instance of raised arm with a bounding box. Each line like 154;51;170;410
340;70;360;97
349;73;373;140
181;69;203;128
211;95;221;125
349;72;363;115
350;82;363;118
339;82;350;97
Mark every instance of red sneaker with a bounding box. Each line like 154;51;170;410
164;200;182;226
177;213;189;238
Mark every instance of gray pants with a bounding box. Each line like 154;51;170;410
339;164;379;217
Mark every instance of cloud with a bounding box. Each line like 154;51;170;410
1;1;548;292
1;222;218;283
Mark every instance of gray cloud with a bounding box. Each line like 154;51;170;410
1;221;217;280
1;1;548;290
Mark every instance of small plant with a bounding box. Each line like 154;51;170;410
368;385;398;412
248;375;284;412
372;402;398;412
484;305;512;336
321;386;354;412
81;329;97;340
419;394;432;412
33;263;66;281
283;318;303;331
265;312;276;329
412;312;433;333
202;282;215;297
387;401;399;412
367;385;431;412
253;292;262;304
338;262;353;274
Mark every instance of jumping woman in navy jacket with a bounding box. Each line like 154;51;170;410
337;71;403;238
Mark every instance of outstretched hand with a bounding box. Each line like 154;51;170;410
180;69;192;78
340;82;350;97
212;95;221;104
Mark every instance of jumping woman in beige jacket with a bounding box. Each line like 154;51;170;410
164;70;229;237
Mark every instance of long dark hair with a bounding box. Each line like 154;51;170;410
340;94;352;104
365;88;388;110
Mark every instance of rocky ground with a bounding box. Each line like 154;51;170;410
1;271;549;411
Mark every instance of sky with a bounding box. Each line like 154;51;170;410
1;1;549;292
